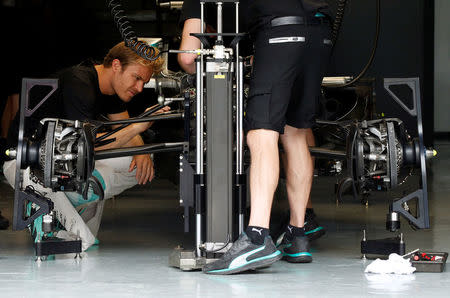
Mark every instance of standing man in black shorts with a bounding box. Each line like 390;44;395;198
179;0;327;245
203;0;333;274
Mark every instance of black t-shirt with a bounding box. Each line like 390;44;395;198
180;0;330;31
249;0;330;29
7;60;126;146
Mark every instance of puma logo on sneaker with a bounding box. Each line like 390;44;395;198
252;228;263;235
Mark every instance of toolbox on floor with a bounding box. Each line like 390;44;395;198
410;252;448;272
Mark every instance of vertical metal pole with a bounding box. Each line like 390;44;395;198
195;1;206;257
195;60;203;257
237;61;245;234
237;65;243;174
198;3;205;175
235;1;241;174
235;1;245;234
200;0;205;83
235;2;240;63
217;2;223;43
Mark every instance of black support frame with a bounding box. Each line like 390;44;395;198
384;77;430;229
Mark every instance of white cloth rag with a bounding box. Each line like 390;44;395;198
365;253;416;274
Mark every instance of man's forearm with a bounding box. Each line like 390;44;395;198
95;123;143;151
125;133;144;148
179;18;202;74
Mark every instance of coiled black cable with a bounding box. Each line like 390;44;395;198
107;0;165;61
331;0;349;46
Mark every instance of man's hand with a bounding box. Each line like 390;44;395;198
129;154;154;184
147;104;171;116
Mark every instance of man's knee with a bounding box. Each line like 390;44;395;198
2;160;16;188
246;129;279;151
283;125;310;137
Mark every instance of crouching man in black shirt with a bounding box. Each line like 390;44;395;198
3;41;167;250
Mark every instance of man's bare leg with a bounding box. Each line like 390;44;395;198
247;129;280;229
279;127;324;241
281;128;315;210
202;128;283;274
280;125;314;227
305;128;315;209
275;125;314;263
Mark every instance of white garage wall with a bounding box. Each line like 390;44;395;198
434;0;450;132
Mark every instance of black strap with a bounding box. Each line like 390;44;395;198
270;16;328;27
271;16;305;27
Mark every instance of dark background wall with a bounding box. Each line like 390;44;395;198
0;0;435;145
327;0;434;145
0;0;181;81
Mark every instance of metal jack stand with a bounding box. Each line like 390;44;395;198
13;78;82;259
169;0;246;270
360;78;430;258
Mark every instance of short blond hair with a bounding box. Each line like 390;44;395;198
103;41;163;74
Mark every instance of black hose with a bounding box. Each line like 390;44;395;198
107;0;166;61
331;0;349;46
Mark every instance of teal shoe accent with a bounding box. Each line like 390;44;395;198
278;241;312;257
315;12;325;17
26;202;32;217
305;226;324;235
32;214;43;243
85;238;100;252
26;202;43;243
283;251;312;258
209;250;281;273
276;243;292;250
66;169;106;207
92;169;106;190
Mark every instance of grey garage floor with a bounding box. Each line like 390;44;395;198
0;142;449;297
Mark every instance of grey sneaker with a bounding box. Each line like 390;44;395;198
277;235;312;263
202;233;282;275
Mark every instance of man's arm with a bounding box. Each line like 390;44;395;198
95;107;167;150
96;111;154;184
178;18;202;74
94;111;143;150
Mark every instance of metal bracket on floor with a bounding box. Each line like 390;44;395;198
361;230;406;258
35;237;82;258
169;247;206;271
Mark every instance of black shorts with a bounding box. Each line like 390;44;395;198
244;23;332;134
